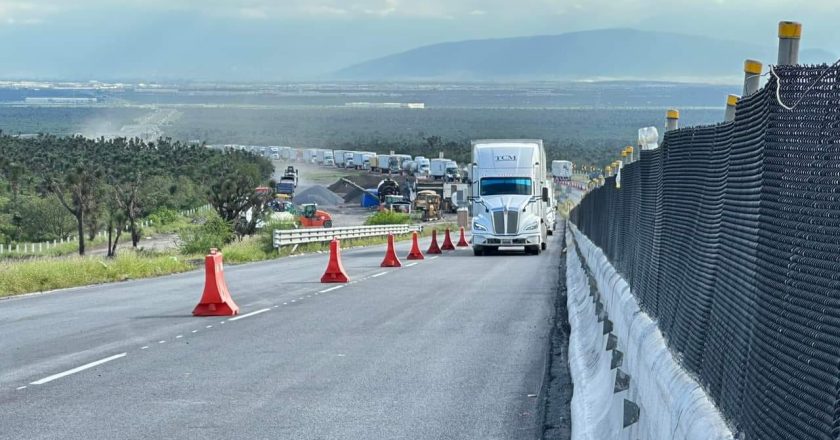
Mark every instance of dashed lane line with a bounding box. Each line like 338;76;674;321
30;353;127;385
318;285;344;293
228;308;272;322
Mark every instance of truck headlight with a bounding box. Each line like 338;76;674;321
524;222;539;231
473;221;487;231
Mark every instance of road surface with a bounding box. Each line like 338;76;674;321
1;234;561;439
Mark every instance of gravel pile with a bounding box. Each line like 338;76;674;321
293;185;345;206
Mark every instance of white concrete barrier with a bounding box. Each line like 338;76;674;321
567;224;733;440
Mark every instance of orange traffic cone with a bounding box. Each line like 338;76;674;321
321;239;350;283
407;231;424;260
441;228;456;251
193;249;240;316
381;234;402;267
457;227;469;247
427;229;442;254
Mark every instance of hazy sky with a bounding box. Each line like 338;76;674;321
0;0;837;80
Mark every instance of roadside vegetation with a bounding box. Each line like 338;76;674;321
364;210;411;225
0;132;274;257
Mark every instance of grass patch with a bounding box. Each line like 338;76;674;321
0;253;194;297
364;210;411;225
0;222;459;298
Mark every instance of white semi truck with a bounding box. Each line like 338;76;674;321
469;139;550;256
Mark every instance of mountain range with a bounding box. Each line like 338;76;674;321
335;29;835;82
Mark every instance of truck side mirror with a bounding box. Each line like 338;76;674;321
542;187;549;203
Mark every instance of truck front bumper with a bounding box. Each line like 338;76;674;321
472;233;541;247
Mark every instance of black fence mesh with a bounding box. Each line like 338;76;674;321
570;64;840;440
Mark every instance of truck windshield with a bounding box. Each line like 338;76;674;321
480;177;532;196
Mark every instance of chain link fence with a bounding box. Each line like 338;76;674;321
570;64;840;440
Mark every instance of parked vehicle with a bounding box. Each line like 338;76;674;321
298;204;333;228
431;159;461;181
469;139;550;256
551;160;574;180
415;156;430;176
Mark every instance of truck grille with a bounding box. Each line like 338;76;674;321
492;210;519;235
507;211;519;234
493;211;505;234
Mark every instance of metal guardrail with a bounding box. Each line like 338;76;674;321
273;224;422;248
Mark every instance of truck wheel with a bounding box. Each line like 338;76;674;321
526;245;541;255
473;246;484;256
324;220;333;228
541;241;547;251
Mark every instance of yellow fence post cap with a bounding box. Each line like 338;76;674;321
744;59;763;74
666;109;680;119
727;95;740;106
778;21;802;39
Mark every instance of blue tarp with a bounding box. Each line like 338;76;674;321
361;189;379;208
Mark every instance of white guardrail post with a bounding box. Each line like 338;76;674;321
273;224;423;248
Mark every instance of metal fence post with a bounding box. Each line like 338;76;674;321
743;59;763;96
665;109;679;132
725;95;740;122
778;21;801;65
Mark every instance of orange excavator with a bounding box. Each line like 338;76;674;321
298;203;333;228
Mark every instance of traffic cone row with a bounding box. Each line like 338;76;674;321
193;228;471;317
323;228;468;281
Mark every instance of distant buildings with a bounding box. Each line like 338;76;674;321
344;102;425;109
24;97;98;104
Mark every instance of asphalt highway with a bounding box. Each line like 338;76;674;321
1;234;562;439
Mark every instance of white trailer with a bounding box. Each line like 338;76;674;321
353;152;375;170
469;139;550;256
414;156;430;176
551;160;573;180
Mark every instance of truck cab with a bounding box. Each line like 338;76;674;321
469;140;549;256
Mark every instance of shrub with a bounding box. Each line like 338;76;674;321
364;210;412;225
147;208;181;226
179;216;234;255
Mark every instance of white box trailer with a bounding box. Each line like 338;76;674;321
469;139;550;256
551;160;573;180
353;152;375;170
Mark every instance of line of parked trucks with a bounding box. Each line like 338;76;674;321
299;149;463;182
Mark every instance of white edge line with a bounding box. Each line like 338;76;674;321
406;262;418;267
318;285;344;293
370;272;388;278
31;353;127;385
228;308;272;322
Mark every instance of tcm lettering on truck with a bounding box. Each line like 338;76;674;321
469;139;550;256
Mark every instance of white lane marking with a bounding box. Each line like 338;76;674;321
371;272;388;278
175;335;183;339
318;285;344;293
406;263;418;267
158;340;166;344
17;386;27;390
428;256;439;260
283;302;288;305
140;346;149;350
273;305;279;308
206;325;213;329
220;321;226;325
191;330;198;333
31;353;127;385
290;299;296;303
228;308;271;322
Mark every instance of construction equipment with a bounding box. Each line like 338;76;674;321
298;203;333;228
381;195;411;214
414;190;442;221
